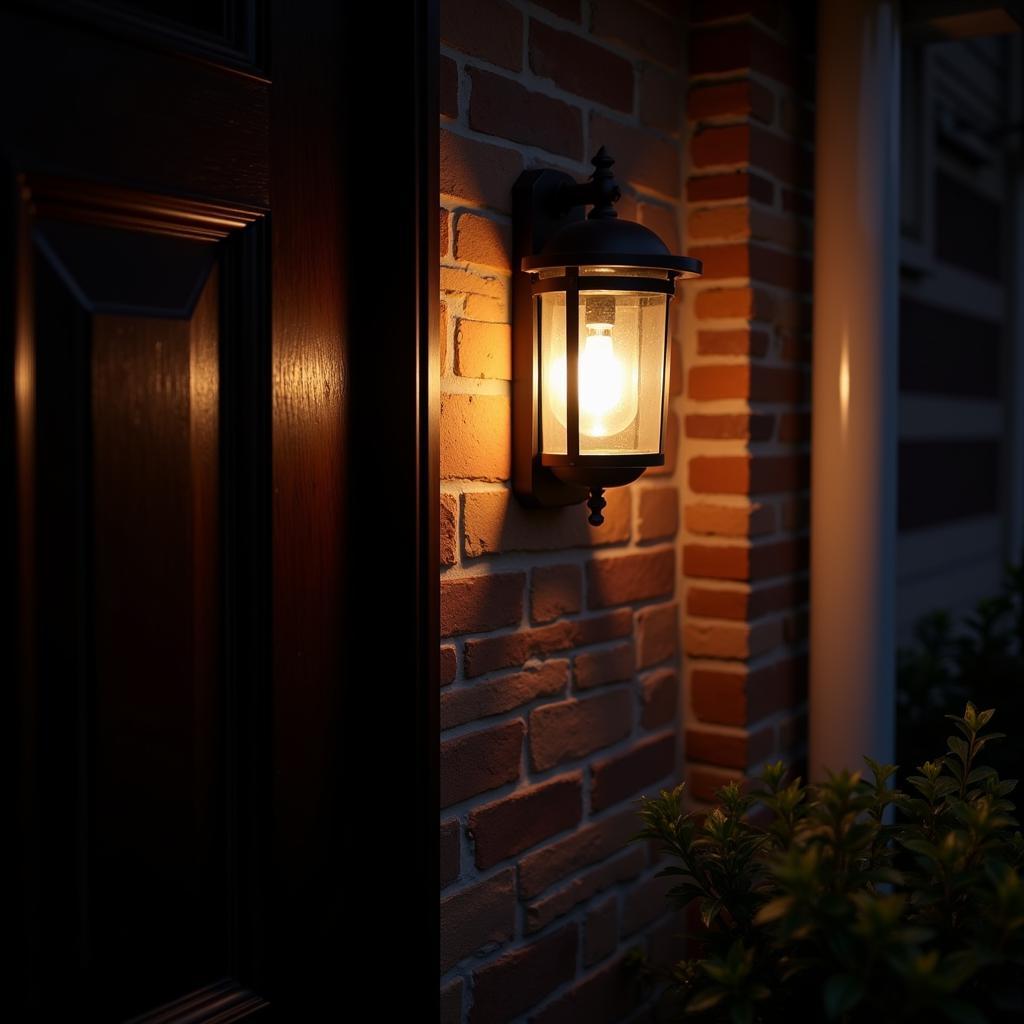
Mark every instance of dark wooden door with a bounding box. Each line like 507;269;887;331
0;2;407;1018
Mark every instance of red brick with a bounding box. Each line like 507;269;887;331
455;319;512;380
591;733;676;811
685;502;775;537
526;848;647;934
587;548;675;608
440;869;516;972
463;487;630;556
441;819;460;888
441;493;458;566
575;641;635;690
441;265;509;321
686;726;774;769
689;364;806;402
441;55;458;119
464;608;632;677
687;585;749;621
689;455;809;495
592;0;680;66
697;328;770;357
688;204;750;240
530;952;637;1023
691;244;811;290
687;766;745;804
636;602;677;668
590;114;681;197
441;130;523;212
685;413;774;441
692;123;749;168
692;123;809;185
638;64;680;134
688;579;806;622
531;564;583;624
584;895;620;966
688;171;773;204
690;24;795;86
469;774;582;869
641;669;678;728
689;457;748;496
530;20;632;112
441;978;463;1024
749;537;808;579
441;660;569;729
440;393;511;480
518;807;638;899
471;924;578;1024
683;619;781;660
530;690;633;771
441;645;458;686
441;720;524;808
688;79;774;123
638;487;678;542
684;543;748;581
690;658;806;727
454;212;512;271
441;0;522;71
469;68;582;159
694;285;774;320
750;577;808;618
690;665;747;726
441;572;524;637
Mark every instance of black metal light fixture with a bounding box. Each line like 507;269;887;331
512;148;702;525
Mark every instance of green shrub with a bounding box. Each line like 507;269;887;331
634;705;1024;1023
898;564;1024;778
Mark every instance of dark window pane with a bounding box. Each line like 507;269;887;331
899;439;1000;531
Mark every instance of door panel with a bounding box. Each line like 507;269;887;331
15;176;271;1018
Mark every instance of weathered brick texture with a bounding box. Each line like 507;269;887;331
439;2;813;1020
682;0;813;821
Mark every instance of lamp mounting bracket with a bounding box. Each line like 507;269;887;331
512;166;589;508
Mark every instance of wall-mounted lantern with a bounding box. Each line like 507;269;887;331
512;148;702;525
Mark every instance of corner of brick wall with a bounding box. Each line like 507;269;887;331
438;1;815;1020
681;1;814;805
439;1;691;1021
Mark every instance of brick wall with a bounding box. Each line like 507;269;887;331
681;1;814;803
439;2;813;1021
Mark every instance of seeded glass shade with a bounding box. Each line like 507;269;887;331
539;268;669;458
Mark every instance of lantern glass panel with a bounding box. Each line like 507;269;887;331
537;268;669;457
538;288;567;455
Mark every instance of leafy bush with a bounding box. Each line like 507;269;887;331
634;705;1024;1023
898;564;1024;778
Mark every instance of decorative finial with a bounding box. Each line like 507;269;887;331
587;487;607;526
586;147;620;220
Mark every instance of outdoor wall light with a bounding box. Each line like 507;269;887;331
512;148;702;525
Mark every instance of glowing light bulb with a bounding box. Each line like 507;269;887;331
579;322;626;436
548;314;639;439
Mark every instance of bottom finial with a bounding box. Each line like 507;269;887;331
587;487;607;527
